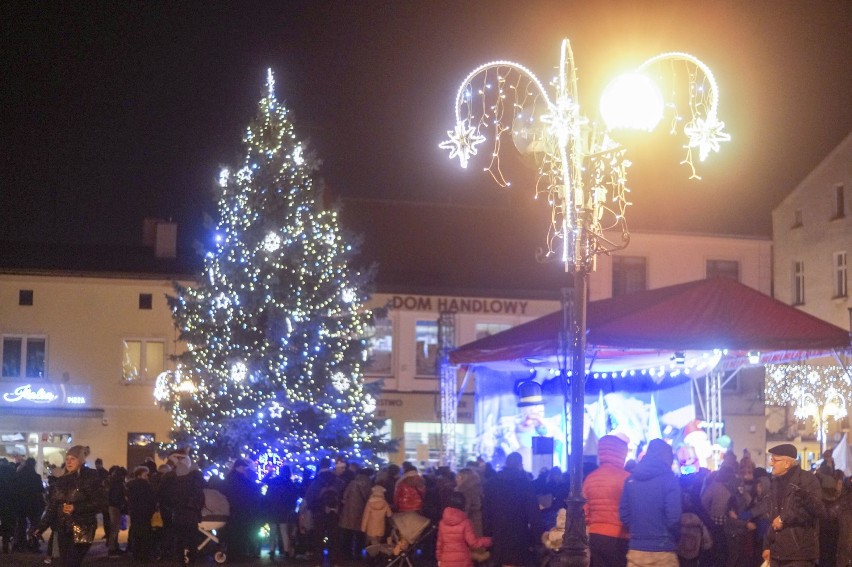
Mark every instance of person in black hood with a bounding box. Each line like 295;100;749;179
619;438;681;567
159;449;205;565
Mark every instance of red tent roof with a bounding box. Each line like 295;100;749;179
450;277;850;366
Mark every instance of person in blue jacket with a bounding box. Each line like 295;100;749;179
619;438;682;567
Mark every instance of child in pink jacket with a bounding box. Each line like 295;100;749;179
436;492;492;567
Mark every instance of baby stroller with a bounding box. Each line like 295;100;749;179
367;511;435;567
198;488;230;564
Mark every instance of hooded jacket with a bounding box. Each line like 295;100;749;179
339;471;373;531
361;485;392;538
619;439;681;552
158;453;205;525
394;470;425;512
583;435;630;539
436;506;492;567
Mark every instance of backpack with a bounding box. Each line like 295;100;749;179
678;512;711;560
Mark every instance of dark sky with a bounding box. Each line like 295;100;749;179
3;1;852;253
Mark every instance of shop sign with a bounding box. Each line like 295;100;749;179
0;382;91;407
390;295;530;315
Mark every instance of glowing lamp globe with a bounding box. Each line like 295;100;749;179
600;72;664;132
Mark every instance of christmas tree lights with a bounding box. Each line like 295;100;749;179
157;70;391;469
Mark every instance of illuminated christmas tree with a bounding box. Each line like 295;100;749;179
156;70;389;469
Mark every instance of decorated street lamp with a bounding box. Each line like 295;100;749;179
440;39;728;566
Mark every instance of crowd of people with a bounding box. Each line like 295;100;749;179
0;440;850;567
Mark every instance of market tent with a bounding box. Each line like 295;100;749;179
450;277;850;372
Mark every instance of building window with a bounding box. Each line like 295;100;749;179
612;256;647;296
833;185;845;220
706;259;740;281
403;421;477;468
365;314;393;376
793;261;805;305
19;290;33;306
122;339;165;383
834;252;848;298
1;336;46;378
792;209;803;228
138;293;153;310
475;322;513;340
415;320;439;377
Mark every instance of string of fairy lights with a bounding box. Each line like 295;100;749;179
155;69;386;469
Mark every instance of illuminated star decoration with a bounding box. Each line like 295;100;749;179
684;114;730;162
268;401;284;419
439;121;486;169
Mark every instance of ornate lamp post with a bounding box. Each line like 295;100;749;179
440;39;728;566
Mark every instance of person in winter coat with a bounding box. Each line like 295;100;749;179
222;458;262;561
303;461;345;563
761;443;825;567
836;477;852;567
35;445;105;567
482;452;542;567
437;492;492;567
619;438;682;567
582;434;631;567
339;467;374;559
394;464;426;513
12;457;44;552
105;466;128;556
265;464;300;558
126;466;157;561
361;485;392;547
455;468;484;537
0;459;15;554
158;449;205;565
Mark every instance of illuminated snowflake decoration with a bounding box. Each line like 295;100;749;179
263;231;282;253
230;361;248;383
341;287;357;303
363;393;377;413
153;371;174;402
268;401;284;419
218;168;230;188
540;94;579;146
684;115;730;161
292;144;305;165
332;372;351;393
439;121;486;169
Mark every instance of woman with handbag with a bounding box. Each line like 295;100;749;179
34;445;105;567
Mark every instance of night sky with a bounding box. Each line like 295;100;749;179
3;1;852;254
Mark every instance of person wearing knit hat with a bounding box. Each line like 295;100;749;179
34;445;105;567
583;435;630;567
619;438;681;567
762;443;824;566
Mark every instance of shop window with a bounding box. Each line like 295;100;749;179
706;259;739;281
1;336;46;378
612;256;646;297
415;320;439;377
793;261;805;305
475;322;512;340
365;314;393;376
19;290;33;306
834;252;847;298
138;293;153;310
122;339;165;383
403;421;476;469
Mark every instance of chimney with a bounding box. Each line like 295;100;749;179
143;218;177;259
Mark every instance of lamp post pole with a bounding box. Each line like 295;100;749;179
440;37;728;567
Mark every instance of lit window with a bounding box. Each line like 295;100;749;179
475;322;512;340
365;314;393;376
793;261;805;305
403;421;477;469
1;336;46;379
612;256;646;296
122;339;165;383
834;252;847;298
706;259;740;281
415;321;439;377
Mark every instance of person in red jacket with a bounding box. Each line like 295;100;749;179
582;434;631;567
394;463;426;512
437;492;492;567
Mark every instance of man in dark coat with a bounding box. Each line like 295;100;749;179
159;449;205;565
482;452;542;567
126;466;157;561
762;443;825;567
619;438;681;567
222;458;262;561
13;457;45;552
